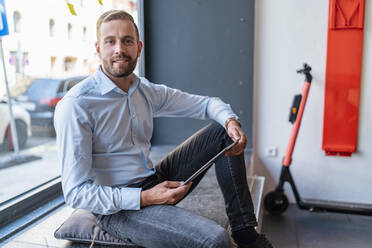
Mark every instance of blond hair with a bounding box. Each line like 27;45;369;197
96;10;139;43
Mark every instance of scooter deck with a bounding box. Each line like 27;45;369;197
298;198;372;216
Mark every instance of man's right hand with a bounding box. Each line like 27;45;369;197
140;181;192;207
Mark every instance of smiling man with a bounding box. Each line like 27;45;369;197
97;16;141;84
54;10;273;248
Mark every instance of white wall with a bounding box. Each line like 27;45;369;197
253;0;372;204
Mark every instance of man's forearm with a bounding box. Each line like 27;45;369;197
65;182;142;214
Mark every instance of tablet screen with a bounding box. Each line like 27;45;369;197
181;141;237;186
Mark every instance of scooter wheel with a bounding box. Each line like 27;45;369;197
264;191;289;215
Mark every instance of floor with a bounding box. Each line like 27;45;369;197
4;141;371;248
261;204;372;248
4;204;372;248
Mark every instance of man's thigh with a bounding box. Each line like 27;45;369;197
98;205;230;248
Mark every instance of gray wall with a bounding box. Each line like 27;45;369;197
144;0;255;146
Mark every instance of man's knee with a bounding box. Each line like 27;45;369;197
203;225;230;248
210;121;225;132
207;121;230;140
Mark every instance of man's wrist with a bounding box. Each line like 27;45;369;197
140;190;149;207
225;117;241;129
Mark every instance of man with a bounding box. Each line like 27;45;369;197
54;10;273;248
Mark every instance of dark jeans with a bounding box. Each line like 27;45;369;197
97;122;257;248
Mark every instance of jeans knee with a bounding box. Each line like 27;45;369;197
204;226;230;248
211;121;225;132
209;121;230;141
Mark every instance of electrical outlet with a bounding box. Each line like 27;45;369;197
265;146;278;157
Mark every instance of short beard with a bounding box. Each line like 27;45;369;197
103;54;138;78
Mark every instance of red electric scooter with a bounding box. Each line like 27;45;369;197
263;63;372;216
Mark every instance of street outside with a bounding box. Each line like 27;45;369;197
0;127;58;203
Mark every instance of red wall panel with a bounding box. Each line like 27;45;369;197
322;0;365;156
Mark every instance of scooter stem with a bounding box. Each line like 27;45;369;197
283;64;313;166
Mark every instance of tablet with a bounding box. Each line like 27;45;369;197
181;141;237;186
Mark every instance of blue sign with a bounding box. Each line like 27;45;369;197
0;0;9;36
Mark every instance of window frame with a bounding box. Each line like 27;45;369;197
0;1;146;243
0;177;63;242
138;0;145;77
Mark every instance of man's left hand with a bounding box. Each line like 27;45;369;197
224;120;247;156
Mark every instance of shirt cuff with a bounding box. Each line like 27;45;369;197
119;187;142;210
217;112;239;128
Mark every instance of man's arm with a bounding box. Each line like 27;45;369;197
144;81;239;128
54;96;141;214
145;81;246;154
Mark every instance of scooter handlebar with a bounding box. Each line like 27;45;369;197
296;63;312;83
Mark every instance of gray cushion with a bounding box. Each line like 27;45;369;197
54;209;138;247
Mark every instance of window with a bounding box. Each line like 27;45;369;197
49;19;55;37
9;51;19;73
0;1;143;240
82;26;87;41
80;0;87;8
67;23;72;40
64;56;77;72
50;56;56;71
13;11;21;33
9;51;28;74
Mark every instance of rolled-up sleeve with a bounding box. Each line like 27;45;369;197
54;96;141;214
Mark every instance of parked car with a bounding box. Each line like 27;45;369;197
16;76;87;127
0;99;32;150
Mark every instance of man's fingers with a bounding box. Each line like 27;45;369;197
231;128;241;141
233;132;241;141
168;182;191;204
181;181;192;189
162;181;182;188
174;181;191;193
225;132;247;156
237;134;247;149
162;181;192;190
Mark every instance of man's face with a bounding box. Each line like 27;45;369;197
96;19;142;78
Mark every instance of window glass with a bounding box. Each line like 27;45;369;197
0;0;141;204
13;11;21;33
67;23;72;40
80;0;87;8
82;26;87;41
49;19;55;37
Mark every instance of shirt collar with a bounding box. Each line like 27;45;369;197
94;66;140;96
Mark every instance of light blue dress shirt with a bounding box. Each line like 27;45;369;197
54;66;238;215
